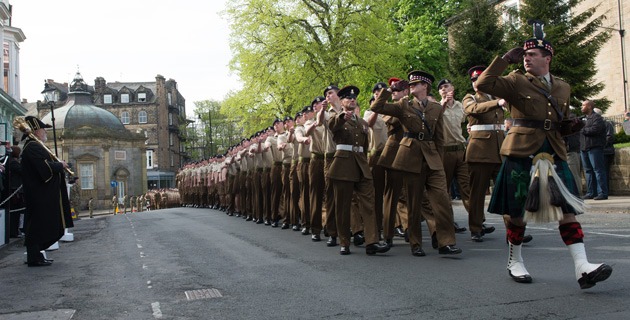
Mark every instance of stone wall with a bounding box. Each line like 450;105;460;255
610;147;630;195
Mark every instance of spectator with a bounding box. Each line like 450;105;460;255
579;100;608;200
593;108;615;192
623;112;630;135
564;115;583;196
7;146;25;238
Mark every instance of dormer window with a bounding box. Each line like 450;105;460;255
104;94;112;104
138;93;147;102
121;94;130;103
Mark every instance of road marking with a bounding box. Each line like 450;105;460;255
185;288;223;300
137;244;143;248
151;302;162;319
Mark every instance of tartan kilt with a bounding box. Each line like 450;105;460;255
488;141;580;218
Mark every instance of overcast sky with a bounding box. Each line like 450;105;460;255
11;0;241;117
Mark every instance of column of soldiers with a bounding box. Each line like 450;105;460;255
174;32;613;289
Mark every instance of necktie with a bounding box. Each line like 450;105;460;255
540;76;551;90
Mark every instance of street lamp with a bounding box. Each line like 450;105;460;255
41;82;59;156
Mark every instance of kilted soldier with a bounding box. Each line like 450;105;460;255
476;26;612;288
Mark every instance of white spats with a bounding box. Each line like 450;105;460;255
507;242;532;283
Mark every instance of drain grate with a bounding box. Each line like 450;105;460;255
185;288;223;301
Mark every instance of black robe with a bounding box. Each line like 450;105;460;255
21;138;72;249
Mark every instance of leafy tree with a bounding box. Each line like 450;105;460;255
446;0;507;98
390;0;461;81
222;0;404;134
507;0;611;111
184;100;244;160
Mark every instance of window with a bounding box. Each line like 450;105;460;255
121;111;130;124
121;93;130;103
79;163;94;189
115;151;127;160
138;92;147;102
104;94;112;104
502;0;520;28
168;113;173;125
167;92;172;105
170;153;174;167
146;150;154;169
169;132;174;146
138;111;148;123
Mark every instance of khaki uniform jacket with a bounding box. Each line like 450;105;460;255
463;92;505;164
325;112;372;182
371;90;445;174
377;116;403;170
476;56;571;161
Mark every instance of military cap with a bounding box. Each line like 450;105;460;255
407;70;435;85
523;38;554;56
388;77;402;87
437;79;452;89
390;79;409;92
302;105;314;113
273;118;283;125
372;82;387;93
311;96;325;107
467;65;486;81
323;85;339;96
283;116;293;122
294;112;302;119
337;85;360;99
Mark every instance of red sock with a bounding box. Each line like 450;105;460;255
559;222;584;245
507;222;526;245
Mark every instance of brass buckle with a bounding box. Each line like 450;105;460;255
543;119;552;130
418;132;425;140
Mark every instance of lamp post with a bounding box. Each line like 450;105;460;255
41;82;59;157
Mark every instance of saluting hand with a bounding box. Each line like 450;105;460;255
502;47;524;64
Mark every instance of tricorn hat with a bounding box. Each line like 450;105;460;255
25;116;53;131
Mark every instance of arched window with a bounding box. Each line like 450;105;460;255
138;111;148;123
121;111;130;124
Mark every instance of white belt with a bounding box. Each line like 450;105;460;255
336;144;364;152
470;124;505;131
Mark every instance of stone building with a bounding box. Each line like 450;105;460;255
38;72;146;210
92;74;187;189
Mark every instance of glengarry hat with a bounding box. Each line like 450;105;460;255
407;70;435;85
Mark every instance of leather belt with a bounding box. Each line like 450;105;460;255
444;144;466;152
336;144;364;152
512;118;560;131
273;161;283;166
403;131;432;141
311;152;325;159
470;124;505;131
298;157;311;163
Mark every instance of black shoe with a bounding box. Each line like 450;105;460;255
281;223;290;229
312;234;321;242
482;224;495;234
385;239;394;247
438;245;462;255
394;227;405;238
431;232;438;249
578;264;613;289
454;222;467;233
256;219;264;224
301;227;310;235
353;232;365;246
27;260;52;267
593;195;608;200
471;232;484;242
292;225;300;231
508;270;533;283
271;221;279;228
264;219;271;226
245;216;253;221
366;242;390;255
523;234;533;243
411;247;426;257
340;246;350;255
582;194;594;200
326;236;337;247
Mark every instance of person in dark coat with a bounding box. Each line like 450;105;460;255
20;116;71;267
7;146;26;237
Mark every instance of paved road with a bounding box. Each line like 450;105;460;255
1;203;629;320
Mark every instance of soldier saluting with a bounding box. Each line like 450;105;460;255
476;21;612;288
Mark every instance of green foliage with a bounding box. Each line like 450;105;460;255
614;130;630;144
446;0;507;99
223;0;404;134
506;0;612;111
